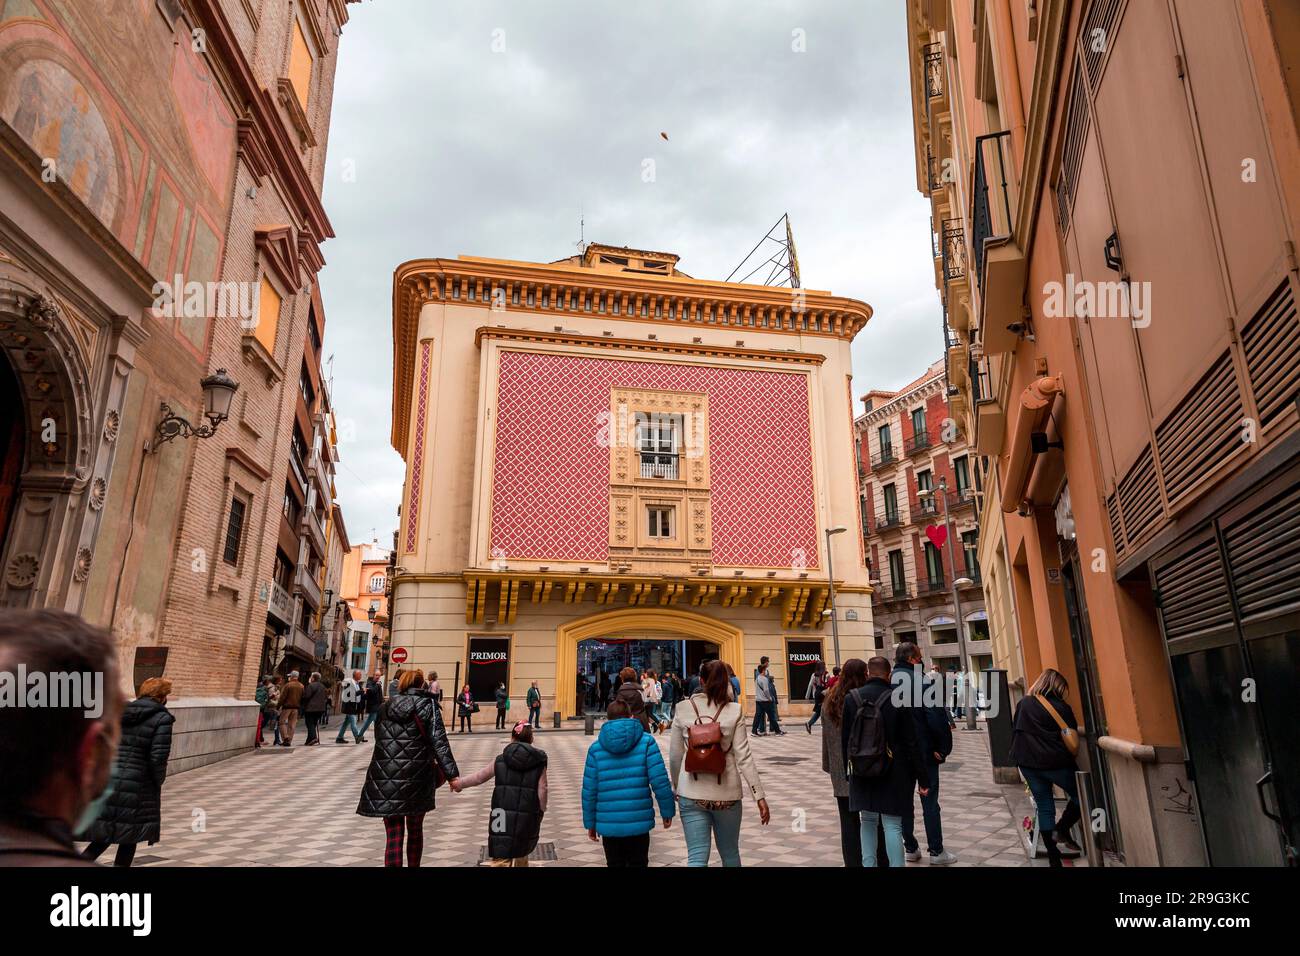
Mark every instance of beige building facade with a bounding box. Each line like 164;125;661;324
388;244;875;722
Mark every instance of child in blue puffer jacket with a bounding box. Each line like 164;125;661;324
581;699;675;866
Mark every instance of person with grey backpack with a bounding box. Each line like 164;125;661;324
841;656;928;866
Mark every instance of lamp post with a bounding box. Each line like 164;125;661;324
152;368;239;450
919;477;977;730
824;525;847;666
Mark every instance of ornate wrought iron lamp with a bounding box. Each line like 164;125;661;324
153;369;239;449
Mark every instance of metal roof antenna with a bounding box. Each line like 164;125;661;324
725;212;801;288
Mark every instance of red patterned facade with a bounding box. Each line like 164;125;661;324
490;350;818;568
404;339;432;553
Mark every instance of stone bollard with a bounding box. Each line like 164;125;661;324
585;713;595;735
553;711;561;729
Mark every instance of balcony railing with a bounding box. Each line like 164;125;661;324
914;497;939;520
917;577;947;596
883;584;912;604
926;144;941;194
959;570;983;588
942;219;967;284
973;131;1014;289
639;452;679;479
905;430;931;456
875;510;903;532
971;354;992;403
949;488;976;509
871;446;896;469
924;43;943;99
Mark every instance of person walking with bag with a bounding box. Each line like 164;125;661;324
581;699;675;867
805;663;828;733
453;720;548;866
357;669;459;867
612;666;651;731
841;656;928;867
1011;668;1084;866
668;660;769;866
79;678;175;867
457;684;476;733
821;658;866;866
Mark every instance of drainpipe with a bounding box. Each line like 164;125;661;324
994;0;1028;169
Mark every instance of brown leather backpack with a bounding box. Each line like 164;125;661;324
685;698;731;782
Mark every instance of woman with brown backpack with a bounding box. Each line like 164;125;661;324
668;659;770;866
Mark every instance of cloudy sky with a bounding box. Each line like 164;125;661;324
317;0;940;548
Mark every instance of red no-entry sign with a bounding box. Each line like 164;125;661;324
391;647;408;664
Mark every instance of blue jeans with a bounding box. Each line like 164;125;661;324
1021;766;1080;834
859;811;904;867
356;711;379;739
902;760;943;855
335;713;361;742
679;798;743;866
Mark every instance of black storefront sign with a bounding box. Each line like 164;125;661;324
467;637;510;703
786;640;823;701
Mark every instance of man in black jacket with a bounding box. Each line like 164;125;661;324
355;673;384;743
841;656;929;867
301;672;328;745
892;643;957;865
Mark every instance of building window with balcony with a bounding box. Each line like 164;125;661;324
274;549;294;591
636;413;681;479
883;484;899;525
962;530;980;580
282;482;301;527
222;495;247;566
888;549;907;597
369;573;385;594
299;365;315;408
647;505;674;539
924;542;945;590
908;408;929;454
290;427;308;487
877;424;893;461
954;456;970;496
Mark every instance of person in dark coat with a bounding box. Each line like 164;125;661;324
494;681;509;730
1011;668;1083;867
456;684;475;733
453;720;548;866
840;657;928;867
357;670;459;867
822;658;867;867
892;643;957;865
356;672;383;742
612;666;650;731
80;678;175;867
301;671;328;746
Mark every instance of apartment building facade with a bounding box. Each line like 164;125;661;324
339;537;392;679
857;359;989;677
906;0;1299;866
0;0;358;771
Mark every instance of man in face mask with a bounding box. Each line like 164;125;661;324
0;609;125;866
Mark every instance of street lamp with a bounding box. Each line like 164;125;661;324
824;525;847;666
918;478;977;730
152;369;239;450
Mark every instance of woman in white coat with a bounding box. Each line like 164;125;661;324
668;660;771;865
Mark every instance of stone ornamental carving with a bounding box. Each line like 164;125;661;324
73;547;93;583
5;553;39;589
89;476;107;510
25;294;60;330
103;409;120;443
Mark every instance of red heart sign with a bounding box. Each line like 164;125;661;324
925;525;947;549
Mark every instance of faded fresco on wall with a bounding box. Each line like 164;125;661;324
2;56;119;227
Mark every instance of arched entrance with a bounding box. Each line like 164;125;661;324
554;607;744;718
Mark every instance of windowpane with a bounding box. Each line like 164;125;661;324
223;497;246;565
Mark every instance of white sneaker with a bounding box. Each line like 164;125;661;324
927;850;959;866
905;850;922;863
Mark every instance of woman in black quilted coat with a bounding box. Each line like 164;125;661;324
80;677;175;867
357;669;460;866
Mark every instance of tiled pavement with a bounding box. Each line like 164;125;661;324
116;717;1033;867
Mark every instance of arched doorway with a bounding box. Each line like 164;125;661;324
0;351;23;554
554;608;744;718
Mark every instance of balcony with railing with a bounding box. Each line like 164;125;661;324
916;577;947;597
639;451;679;480
881;582;912;605
971;130;1026;354
303;505;327;558
941;218;967;285
871;446;896;470
875;510;903;533
295;562;322;610
949;487;977;510
923;42;944;102
959;570;983;588
905;429;932;456
913;496;939;522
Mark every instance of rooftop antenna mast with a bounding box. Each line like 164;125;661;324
575;206;586;256
725;212;801;288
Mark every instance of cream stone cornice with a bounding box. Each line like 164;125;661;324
392;255;872;453
854;372;945;430
474;327;827;367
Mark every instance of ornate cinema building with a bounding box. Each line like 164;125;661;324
389;244;875;721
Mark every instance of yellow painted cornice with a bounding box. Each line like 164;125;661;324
390;256;872;453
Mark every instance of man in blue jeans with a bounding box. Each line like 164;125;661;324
892;643;957;865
